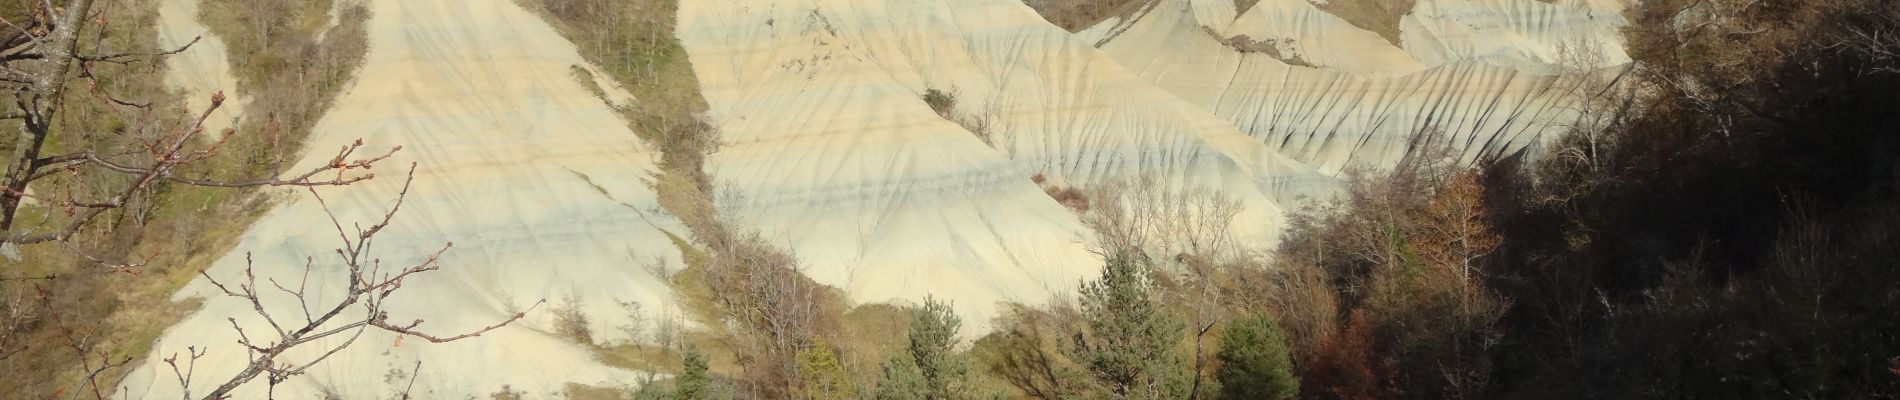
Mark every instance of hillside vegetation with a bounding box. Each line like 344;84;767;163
9;0;1898;398
522;1;913;398
1310;0;1415;47
975;0;1900;398
1024;0;1156;32
574;0;1900;398
0;0;371;396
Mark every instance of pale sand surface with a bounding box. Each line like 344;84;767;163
124;0;678;397
679;0;1334;336
156;0;241;136
1094;0;1630;173
120;0;1625;396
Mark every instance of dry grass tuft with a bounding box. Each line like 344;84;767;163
552;297;596;344
1205;27;1316;67
1030;172;1090;214
1236;0;1263;15
517;0;720;192
563;382;633;400
1023;0;1158;32
1310;0;1415;48
922;88;998;147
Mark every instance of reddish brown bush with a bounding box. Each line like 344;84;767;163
1045;187;1090;214
1028;174;1088;214
1300;310;1394;400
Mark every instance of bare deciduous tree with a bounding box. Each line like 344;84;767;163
0;1;381;251
705;234;833;396
166;166;538;399
0;2;530;397
1082;177;1242;262
1073;177;1253;400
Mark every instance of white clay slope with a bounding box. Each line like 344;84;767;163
156;0;241;136
1092;0;1630;173
1193;0;1431;75
122;0;682;398
121;0;1632;395
1402;0;1632;73
677;0;1335;333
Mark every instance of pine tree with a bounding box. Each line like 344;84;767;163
675;346;712;400
875;355;928;400
911;296;972;398
878;296;977;399
795;338;857;400
1214;314;1299;400
1064;254;1190;399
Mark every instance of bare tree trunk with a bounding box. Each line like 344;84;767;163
1186;321;1214;400
1;0;95;231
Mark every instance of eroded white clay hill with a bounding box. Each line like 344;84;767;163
1087;0;1630;173
680;0;1335;336
122;0;682;397
121;0;1628;396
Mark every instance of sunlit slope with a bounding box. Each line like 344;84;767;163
677;0;1333;328
1091;0;1629;173
122;0;679;397
119;0;1636;394
156;0;241;135
1401;0;1630;71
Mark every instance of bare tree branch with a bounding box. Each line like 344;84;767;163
0;90;399;246
170;165;536;399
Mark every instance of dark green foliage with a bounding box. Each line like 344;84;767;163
1469;0;1900;397
909;297;971;397
1064;254;1189;399
875;355;928;400
879;296;979;399
922;89;955;117
675;346;712;400
1253;3;1900;397
1214;314;1298;400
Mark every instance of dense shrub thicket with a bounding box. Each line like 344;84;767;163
1478;0;1900;397
964;1;1900;399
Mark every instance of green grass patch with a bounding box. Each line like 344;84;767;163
0;0;373;395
